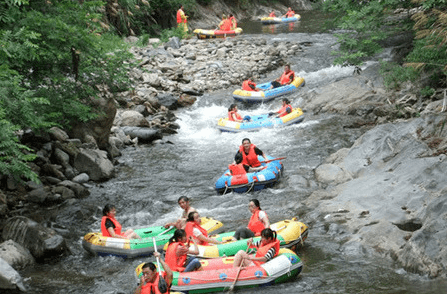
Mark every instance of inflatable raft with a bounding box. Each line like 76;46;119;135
82;217;222;259
233;77;305;103
193;28;243;39
261;15;301;24
217;108;304;132
136;248;303;293
215;155;283;194
173;218;308;259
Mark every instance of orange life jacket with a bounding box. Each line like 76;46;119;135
242;80;257;91
239;144;261;167
229;16;237;29
279;70;294;85
101;216;123;237
165;241;187;272
269;12;276;17
229;163;246;176
285;11;295;18
228;111;242;122
220;19;232;31
140;272;168;294
253;239;280;266
185;221;209;246
177;9;186;24
247;209;266;235
278;104;292;117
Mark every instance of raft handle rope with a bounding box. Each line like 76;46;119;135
245;181;256;193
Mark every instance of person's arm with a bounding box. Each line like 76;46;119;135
197;233;223;245
231;113;243;122
188;237;200;255
154;251;173;286
259;211;270;228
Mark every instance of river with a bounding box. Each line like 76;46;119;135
13;10;447;294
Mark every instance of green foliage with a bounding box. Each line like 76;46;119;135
420;86;435;97
379;61;418;90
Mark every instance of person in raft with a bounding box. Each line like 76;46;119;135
165;229;202;272
217;14;232;31
101;204;141;239
228;104;251;123
232;199;270;240
226;153;266;176
269;98;293;118
229;14;237;30
241;77;261;92
185;211;224;245
176;4;188;33
269;64;295;89
283;7;295;18
235;138;268;168
134;252;173;294
164;196;198;230
233;228;280;268
269;10;276;17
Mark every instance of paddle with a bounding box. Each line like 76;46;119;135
157;226;174;236
259;157;286;164
152;237;168;293
228;245;251;292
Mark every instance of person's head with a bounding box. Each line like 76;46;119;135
178;196;190;210
187;211;201;224
282;98;290;105
260;228;277;245
229;14;233;18
288;7;292;11
102;204;116;217
242;138;251;151
248;199;261;213
284;64;291;72
229;103;238;112
222;14;227;19
170;229;187;243
234;152;243;164
141;262;158;283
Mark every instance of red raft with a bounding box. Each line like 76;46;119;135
136;248;302;293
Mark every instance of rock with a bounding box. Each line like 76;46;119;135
49;127;69;142
0;240;35;270
51;186;75;201
177;95;197;107
157;93;179;110
0;257;26;291
72;173;89;184
53;148;70;167
121;126;163;143
26;187;53;204
120;110;150;127
73;148;115;181
56;180;90;199
164;36;181;50
2;216;69;261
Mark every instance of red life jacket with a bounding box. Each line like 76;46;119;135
285;11;295;18
269;12;276;17
253;239;280;266
140;272;168;294
279;70;295;85
277;104;292;117
239;144;261;167
220;19;232;31
229;163;246;176
185;221;209;246
247;209;267;236
177;9;186;24
101;216;123;237
165;241;187;272
228;111;242;121
242;80;256;91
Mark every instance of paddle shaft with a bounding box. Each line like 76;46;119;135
229;246;250;292
152;237;168;293
157;226;174;236
259;157;286;164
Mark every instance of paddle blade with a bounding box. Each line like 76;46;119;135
158;276;168;293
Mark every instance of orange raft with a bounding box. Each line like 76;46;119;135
136;248;302;293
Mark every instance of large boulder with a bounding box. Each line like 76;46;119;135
0;258;26;291
68;95;117;150
119;110;150;127
0;240;35;270
121;126;163;143
2;217;69;261
73;148;115;181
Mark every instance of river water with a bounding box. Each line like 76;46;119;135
13;10;447;294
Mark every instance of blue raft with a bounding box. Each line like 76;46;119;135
233;77;305;103
217;108;304;133
215;156;283;194
261;15;301;24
